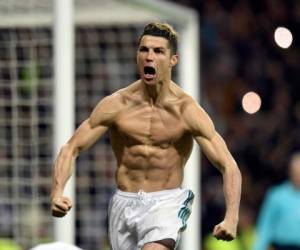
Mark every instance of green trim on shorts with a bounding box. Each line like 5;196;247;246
178;190;194;232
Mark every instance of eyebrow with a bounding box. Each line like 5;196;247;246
139;46;166;50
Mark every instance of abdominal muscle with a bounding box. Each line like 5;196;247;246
115;145;184;192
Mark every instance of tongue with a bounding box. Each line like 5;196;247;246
145;74;155;79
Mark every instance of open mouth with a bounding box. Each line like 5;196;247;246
143;66;156;79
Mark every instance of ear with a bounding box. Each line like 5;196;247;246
170;54;178;67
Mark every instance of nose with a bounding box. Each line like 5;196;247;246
146;49;154;61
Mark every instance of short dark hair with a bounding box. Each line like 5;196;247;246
139;22;178;55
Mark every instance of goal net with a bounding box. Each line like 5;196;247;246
0;0;199;249
0;1;54;249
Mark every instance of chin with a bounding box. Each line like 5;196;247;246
143;78;157;85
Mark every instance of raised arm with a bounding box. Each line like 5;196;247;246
51;94;121;217
183;98;242;241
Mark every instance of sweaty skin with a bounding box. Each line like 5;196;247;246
51;35;242;243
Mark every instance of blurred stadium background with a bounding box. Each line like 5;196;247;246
0;0;299;250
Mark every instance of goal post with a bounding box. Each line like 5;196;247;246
177;11;201;250
53;0;75;245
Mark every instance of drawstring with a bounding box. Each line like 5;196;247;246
137;189;158;205
138;189;148;204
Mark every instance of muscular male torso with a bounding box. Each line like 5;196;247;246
107;80;194;192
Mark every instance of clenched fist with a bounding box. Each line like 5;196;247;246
51;196;73;217
212;220;237;241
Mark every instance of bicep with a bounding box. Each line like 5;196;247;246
68;93;122;153
183;100;236;172
68;119;109;155
195;132;236;172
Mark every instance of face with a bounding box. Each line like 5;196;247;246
137;35;178;85
289;153;300;188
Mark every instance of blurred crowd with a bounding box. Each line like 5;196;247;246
194;0;300;248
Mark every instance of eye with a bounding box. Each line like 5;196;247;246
139;46;148;52
154;48;164;54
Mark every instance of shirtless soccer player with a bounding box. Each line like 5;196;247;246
51;22;242;250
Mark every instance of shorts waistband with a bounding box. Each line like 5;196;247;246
115;187;185;199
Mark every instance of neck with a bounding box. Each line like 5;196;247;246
142;79;171;105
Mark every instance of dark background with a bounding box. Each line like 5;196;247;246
170;0;300;241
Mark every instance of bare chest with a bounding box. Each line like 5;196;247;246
115;105;185;145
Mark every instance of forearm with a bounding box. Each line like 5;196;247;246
51;144;77;200
222;164;242;223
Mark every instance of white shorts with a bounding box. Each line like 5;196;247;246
108;187;194;250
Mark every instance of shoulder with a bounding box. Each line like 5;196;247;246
89;81;139;127
95;81;139;107
92;92;123;114
113;80;142;104
265;182;290;201
169;82;205;112
270;181;290;192
176;89;215;137
89;85;132;127
168;83;196;112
